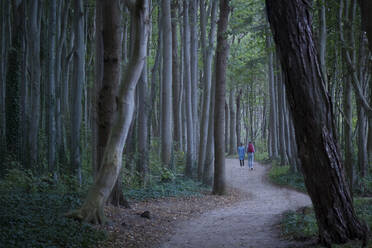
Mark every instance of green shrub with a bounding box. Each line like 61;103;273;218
124;176;210;201
268;165;306;192
0;191;106;248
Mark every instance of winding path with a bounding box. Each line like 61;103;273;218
160;159;312;248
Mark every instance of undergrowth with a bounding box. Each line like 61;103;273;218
0;169;106;248
268;164;306;192
270;162;372;247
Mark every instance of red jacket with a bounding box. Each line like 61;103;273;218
247;143;255;153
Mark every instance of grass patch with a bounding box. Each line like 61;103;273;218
268;164;306;192
124;176;211;201
0;191;107;248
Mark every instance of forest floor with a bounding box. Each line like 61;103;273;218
98;159;313;248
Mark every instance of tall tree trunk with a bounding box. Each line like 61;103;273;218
225;101;229;153
198;0;217;181
48;0;57;179
277;67;288;165
213;0;230;195
71;0;85;184
266;33;278;159
67;0;149;224
190;0;198;156
228;89;236;155
236;89;242;146
27;0;41;169
6;1;25;160
266;0;368;245
137;61;149;186
161;0;173;168
171;0;181;150
203;58;216;186
184;0;194;177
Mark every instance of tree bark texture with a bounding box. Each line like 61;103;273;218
228;89;236;155
67;0;149;224
184;0;194;177
71;0;85;184
213;0;230;195
266;0;368;245
161;0;173;168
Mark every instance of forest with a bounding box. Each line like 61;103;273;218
0;0;371;247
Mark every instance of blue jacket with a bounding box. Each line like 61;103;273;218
238;146;245;160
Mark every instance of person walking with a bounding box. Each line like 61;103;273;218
237;143;245;167
247;141;255;170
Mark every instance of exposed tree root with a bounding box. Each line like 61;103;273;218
65;206;107;225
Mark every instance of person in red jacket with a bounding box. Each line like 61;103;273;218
247;141;255;170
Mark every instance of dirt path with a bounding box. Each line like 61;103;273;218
159;159;312;248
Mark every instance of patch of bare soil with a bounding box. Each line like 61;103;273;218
97;186;247;248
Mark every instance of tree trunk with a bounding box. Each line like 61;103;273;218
236;89;242;146
213;0;230;195
171;0;181;150
161;0;173;168
203;58;216;186
266;33;278;159
225;101;229;153
27;0;41;169
198;0;217;181
266;0;368;245
318;0;327;87
137;61;149;186
66;0;149;224
228;89;236;155
190;0;198;155
71;0;85;184
184;0;194;177
277;66;287;165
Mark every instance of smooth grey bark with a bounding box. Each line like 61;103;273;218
27;0;41;169
236;89;242;147
266;34;278;158
197;0;217;181
203;58;216;186
137;60;149;186
161;0;173;168
71;0;85;184
171;0;181;150
67;0;149;224
277;67;288;165
190;0;198;152
93;0;103;177
228;89;236;155
184;0;194;177
213;0;230;195
225;101;229;153
266;0;368;245
47;0;57;179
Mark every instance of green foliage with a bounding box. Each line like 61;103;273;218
354;173;372;197
281;198;372;246
0;190;106;247
268;165;307;192
124;176;210;201
281;207;318;241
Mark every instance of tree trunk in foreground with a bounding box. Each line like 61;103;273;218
66;0;149;224
213;0;230;195
266;0;368;246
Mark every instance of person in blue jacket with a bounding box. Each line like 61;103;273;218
237;143;245;167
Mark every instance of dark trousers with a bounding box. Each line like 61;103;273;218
239;159;244;166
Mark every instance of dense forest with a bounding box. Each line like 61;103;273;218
0;0;371;247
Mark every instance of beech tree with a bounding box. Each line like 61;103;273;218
266;0;368;245
67;0;149;223
213;0;230;195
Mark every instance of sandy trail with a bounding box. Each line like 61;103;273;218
159;159;312;248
